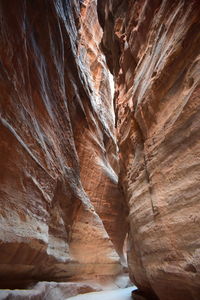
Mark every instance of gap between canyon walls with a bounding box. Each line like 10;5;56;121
97;0;200;300
0;0;128;289
69;0;129;269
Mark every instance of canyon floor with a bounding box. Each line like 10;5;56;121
0;283;136;300
67;286;136;300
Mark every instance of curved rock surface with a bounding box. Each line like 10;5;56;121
0;0;127;288
98;0;200;299
0;281;102;300
67;286;135;300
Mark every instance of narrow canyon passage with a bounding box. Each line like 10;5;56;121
0;0;200;300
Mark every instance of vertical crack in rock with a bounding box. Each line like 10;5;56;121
136;118;157;215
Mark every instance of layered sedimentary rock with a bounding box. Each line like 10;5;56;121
98;0;200;299
73;0;128;259
0;0;127;288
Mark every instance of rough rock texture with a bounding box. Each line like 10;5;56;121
70;0;127;261
0;0;127;288
98;0;200;299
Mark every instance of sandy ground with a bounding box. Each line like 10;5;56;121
66;286;136;300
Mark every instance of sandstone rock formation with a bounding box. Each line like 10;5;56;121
0;0;127;288
98;0;200;299
0;281;102;300
1;0;200;298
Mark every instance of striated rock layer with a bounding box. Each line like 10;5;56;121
0;0;127;288
98;0;200;299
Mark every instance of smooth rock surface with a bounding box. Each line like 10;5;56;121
67;286;136;300
98;0;200;299
0;0;127;287
0;281;102;300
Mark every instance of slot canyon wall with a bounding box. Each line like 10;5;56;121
1;0;200;299
98;0;200;299
0;0;127;288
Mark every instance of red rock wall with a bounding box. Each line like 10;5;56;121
98;0;200;299
0;0;127;288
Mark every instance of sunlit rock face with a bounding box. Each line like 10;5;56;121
98;0;200;299
0;0;127;288
71;0;128;262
